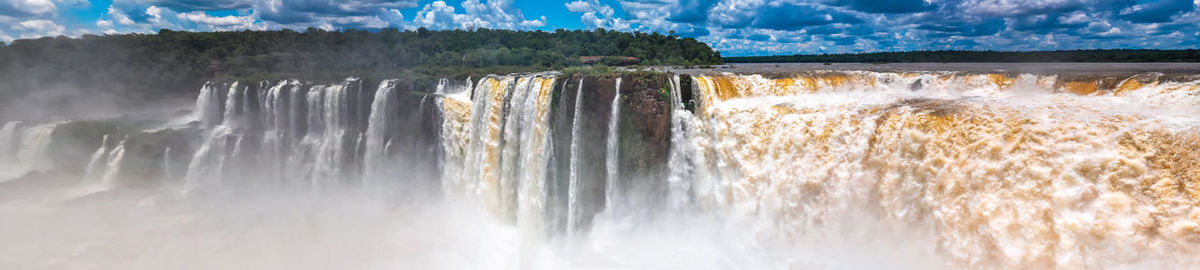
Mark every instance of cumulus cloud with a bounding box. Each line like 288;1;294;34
607;0;1200;54
835;0;931;14
2;0;1198;55
0;0;56;17
1117;0;1195;23
564;0;628;30
749;2;862;30
253;0;417;25
413;0;545;30
15;19;64;37
178;11;255;28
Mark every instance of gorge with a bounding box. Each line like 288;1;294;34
3;66;1200;269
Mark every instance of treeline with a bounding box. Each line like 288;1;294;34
0;28;722;101
726;49;1200;63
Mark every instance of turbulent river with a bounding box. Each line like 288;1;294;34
2;64;1200;269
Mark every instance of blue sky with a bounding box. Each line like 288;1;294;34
1;0;1198;56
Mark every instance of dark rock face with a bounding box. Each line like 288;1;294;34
549;75;612;233
548;72;673;231
615;73;672;214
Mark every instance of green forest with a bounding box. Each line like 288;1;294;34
0;28;722;100
726;49;1200;63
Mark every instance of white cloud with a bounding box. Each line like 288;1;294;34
0;29;13;42
15;19;64;36
108;6;138;26
178;11;254;27
1043;33;1057;45
564;0;628;30
520;16;546;28
96;19;113;28
2;0;56;17
414;1;458;29
564;1;591;13
1059;12;1089;24
146;5;164;24
413;0;543;30
958;0;1087;17
1098;27;1122;36
381;8;405;26
328;15;388;29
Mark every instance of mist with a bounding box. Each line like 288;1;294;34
2;62;1200;269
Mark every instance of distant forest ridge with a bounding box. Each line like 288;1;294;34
0;28;722;102
726;49;1200;63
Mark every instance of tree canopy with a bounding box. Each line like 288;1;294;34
0;28;722;101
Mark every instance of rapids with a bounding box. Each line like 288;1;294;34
2;67;1200;269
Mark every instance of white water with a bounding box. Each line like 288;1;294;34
0;121;25;180
604;78;621;211
4;70;1200;269
14;122;59;175
666;75;698;211
84;134;110;182
163;147;172;182
363;79;398;190
566;78;585;235
99;136;127;186
681;72;1200;269
187;79;362;189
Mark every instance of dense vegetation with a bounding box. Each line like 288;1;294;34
0;28;722;102
726;49;1200;63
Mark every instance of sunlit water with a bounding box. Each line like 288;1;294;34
3;65;1200;269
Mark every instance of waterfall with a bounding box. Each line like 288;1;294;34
186;78;365;189
364;79;398;189
222;82;244;128
513;76;556;236
311;83;353;186
196;82;223;127
604;78;621;211
0;121;23;164
260;80;299;183
437;74;558;224
8;70;1199;269
438;78;473;196
15;122;59;174
84;134;110;182
100;136;127;185
459;76;512;214
683;72;1200;268
665;75;696;211
499;77;532;220
0;121;25;180
162;147;172;182
566;78;585;234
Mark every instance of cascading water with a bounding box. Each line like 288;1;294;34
100;136;127;185
84;134;110;182
0;121;25;180
680;71;1200;268
186;79;367;189
604;78;622;211
0;122;23;160
666;75;700;211
14;122;60;174
439;74;558;228
363;79;399;189
6;68;1200;270
196;82;223;127
566;78;586;234
162;147;172;182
